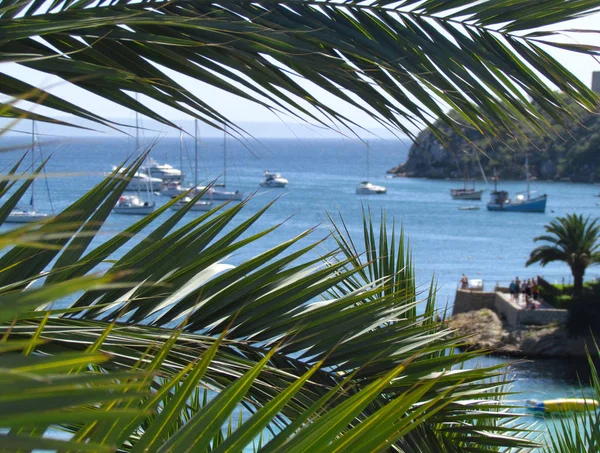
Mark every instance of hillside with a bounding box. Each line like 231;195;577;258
388;97;600;182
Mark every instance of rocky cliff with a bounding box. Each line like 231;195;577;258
389;97;600;182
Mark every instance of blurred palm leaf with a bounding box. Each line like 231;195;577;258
0;155;539;451
1;0;599;140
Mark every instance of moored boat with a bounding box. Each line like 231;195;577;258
170;196;212;212
113;195;155;215
451;188;484;200
356;181;387;195
260;171;288;188
526;398;599;413
142;157;184;182
6;208;49;223
486;156;547;213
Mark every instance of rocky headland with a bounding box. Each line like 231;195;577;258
389;95;600;182
449;308;593;358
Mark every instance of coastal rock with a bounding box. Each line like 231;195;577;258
389;96;600;182
449;309;592;358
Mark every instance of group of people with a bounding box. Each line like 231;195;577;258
509;276;541;310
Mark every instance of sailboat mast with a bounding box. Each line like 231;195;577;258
223;125;227;188
31;120;35;211
366;141;370;181
135;103;142;198
179;130;184;182
525;154;530;200
194;119;198;188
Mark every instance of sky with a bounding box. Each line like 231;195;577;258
2;11;600;139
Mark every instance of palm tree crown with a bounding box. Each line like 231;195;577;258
527;213;600;292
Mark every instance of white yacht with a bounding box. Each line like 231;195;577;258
112;167;162;192
260;171;288;188
113;195;155;215
142;158;184;182
170;196;213;212
356;181;387;195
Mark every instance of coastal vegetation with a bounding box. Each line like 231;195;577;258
3;0;600;450
527;214;600;333
527;214;600;294
389;94;600;182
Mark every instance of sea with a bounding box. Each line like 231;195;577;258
2;134;599;437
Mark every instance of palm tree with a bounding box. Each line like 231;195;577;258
527;214;600;293
1;0;599;140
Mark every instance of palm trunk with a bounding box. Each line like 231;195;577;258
572;266;585;294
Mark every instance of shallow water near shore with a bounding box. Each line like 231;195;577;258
2;134;599;442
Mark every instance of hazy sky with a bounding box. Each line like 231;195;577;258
2;11;600;139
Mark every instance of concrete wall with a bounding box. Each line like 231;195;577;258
452;289;495;314
454;289;569;326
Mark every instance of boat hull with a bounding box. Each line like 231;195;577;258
171;200;213;211
526;398;599;413
6;211;49;223
125;179;162;192
451;189;483;200
487;195;547;212
113;206;155;215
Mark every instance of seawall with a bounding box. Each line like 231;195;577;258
453;288;568;327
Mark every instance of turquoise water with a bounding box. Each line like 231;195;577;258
2;135;599;415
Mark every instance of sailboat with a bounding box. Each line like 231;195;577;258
450;152;484;200
486;156;547;213
171;120;212;212
196;125;242;201
6;122;51;223
160;131;189;197
356;141;386;195
113;106;156;215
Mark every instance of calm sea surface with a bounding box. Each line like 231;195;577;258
2;135;598;429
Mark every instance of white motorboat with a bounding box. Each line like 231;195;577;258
195;186;243;201
170;196;213;212
113;195;155;215
142;157;184;182
356;181;387;195
112;167;162;192
260;171;288;188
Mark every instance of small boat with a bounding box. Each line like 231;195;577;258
195;186;243;201
113;195;155;215
356;142;386;195
160;180;188;198
260;171;288;188
7;121;51;224
458;206;480;211
451;188;484;200
526;398;600;413
6;208;49;223
170;196;212;212
486;157;547;213
356;181;387;195
142;157;184;182
451;152;484;200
